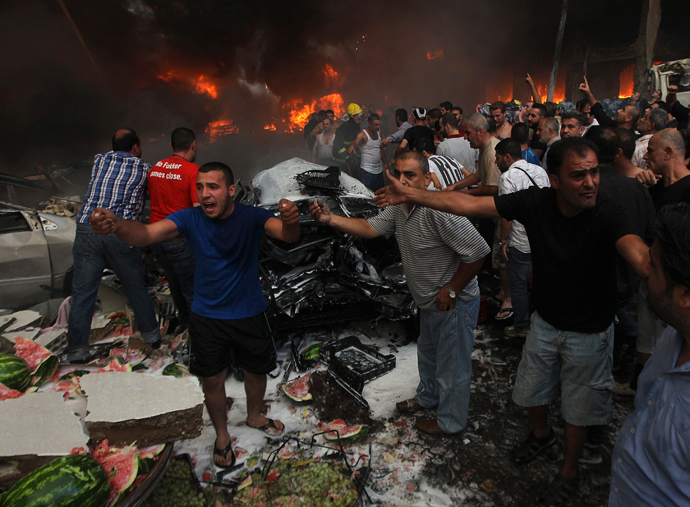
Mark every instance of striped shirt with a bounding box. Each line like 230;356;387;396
77;151;150;224
428;155;465;189
368;205;490;308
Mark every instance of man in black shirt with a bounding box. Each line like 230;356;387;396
394;108;435;157
375;138;650;505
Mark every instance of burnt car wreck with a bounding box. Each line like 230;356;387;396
237;158;415;334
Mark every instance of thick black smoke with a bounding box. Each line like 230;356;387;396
1;0;688;183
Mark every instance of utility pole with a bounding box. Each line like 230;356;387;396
633;0;662;96
547;0;568;102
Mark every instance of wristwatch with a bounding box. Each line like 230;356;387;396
447;284;456;299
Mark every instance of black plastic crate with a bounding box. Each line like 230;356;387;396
295;166;341;190
320;335;396;390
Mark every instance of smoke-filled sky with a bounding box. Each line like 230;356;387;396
2;0;689;182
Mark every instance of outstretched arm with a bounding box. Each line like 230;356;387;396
264;199;301;243
526;73;541;103
375;176;500;218
89;208;179;246
578;75;598;106
309;198;381;238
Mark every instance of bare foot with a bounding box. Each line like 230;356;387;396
246;415;285;435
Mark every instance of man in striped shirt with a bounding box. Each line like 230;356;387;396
62;129;161;363
310;150;489;435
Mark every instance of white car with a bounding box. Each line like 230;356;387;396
0;202;77;309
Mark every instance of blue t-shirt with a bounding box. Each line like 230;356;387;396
522;147;540;166
167;203;274;319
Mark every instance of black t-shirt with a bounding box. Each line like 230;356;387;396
494;187;637;333
402;125;434;149
529;131;547;157
648;174;690;211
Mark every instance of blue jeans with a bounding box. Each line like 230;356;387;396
507;247;532;331
360;170;384;192
416;297;479;434
67;224;160;350
150;239;195;329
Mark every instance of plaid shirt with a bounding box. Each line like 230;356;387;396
77;151;150;224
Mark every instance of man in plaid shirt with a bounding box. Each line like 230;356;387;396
62;128;161;362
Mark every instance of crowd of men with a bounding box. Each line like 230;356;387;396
60;72;690;505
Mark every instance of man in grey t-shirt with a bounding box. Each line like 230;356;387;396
309;151;489;435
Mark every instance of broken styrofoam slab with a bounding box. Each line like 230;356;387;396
2;329;40;343
0;316;15;333
34;329;67;350
5;311;42;332
0;392;89;457
81;372;204;423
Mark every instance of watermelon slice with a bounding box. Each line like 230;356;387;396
91;360;132;374
90;440;139;507
138;444;165;459
13;337;59;387
322;419;369;441
281;373;312;402
0;383;24;401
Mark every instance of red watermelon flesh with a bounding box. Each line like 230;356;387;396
13;337;59;386
0;384;24;401
90;440;139;506
137;444;165;460
282;373;312;401
323;419;369;440
92;360;132;374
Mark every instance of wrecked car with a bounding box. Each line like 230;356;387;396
0;199;79;309
237;158;415;334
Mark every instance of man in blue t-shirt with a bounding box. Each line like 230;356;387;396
90;161;300;469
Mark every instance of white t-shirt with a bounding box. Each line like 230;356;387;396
428;155;464;189
497;160;551;253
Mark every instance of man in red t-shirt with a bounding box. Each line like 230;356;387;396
148;127;200;331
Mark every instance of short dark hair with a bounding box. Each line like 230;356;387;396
511;122;530;144
584;126;618;165
486;117;497;134
368;113;381;122
427;108;442;121
317;110;327;117
326;109;334;115
544;102;558;118
451;106;463;115
396;149;429;174
561;111;584;128
412;137;436;155
171;127;195;151
531;103;547;116
490;101;506;113
198;161;234;185
441;112;459;130
395;108;408;122
576;99;590;112
440;101;453;111
546;137;599;175
495;138;522;160
654;101;670;114
112;128;139;152
656;202;690;292
616;127;636;160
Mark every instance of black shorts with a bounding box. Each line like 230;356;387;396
188;311;276;378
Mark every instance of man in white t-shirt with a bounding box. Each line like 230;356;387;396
495;138;550;338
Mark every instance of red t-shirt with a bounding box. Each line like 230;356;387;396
147;156;199;223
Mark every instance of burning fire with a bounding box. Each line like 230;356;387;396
618;64;635;99
283;93;345;133
157;71;218;99
427;50;444;61
264;124;277;131
324;64;341;86
536;83;566;104
205;119;239;142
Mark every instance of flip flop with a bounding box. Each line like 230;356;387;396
213;439;236;469
495;307;514;321
247;418;285;436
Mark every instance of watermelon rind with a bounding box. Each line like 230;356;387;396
31;354;59;387
57;370;90;382
281;383;313;402
0;454;110;507
300;343;323;361
323;424;369;441
0;354;32;393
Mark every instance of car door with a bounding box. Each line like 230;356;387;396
0;210;52;308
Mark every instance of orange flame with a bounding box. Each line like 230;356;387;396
264;124;277;131
618;64;635;99
536;83;566;104
427;50;444;60
324;64;340;86
283;93;345;133
193;75;217;99
206;119;239;142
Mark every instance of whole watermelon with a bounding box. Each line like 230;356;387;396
0;354;31;392
0;454;110;507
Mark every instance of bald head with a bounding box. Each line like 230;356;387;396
646;129;687;174
658;129;686;155
112;128;141;156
